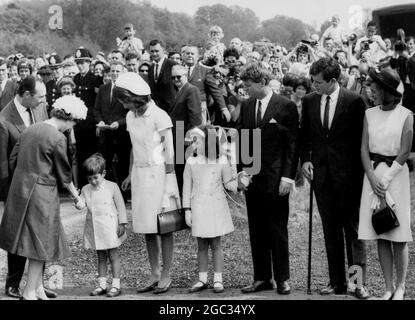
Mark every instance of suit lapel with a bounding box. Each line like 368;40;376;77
188;65;197;82
169;83;187;114
259;94;278;128
9;102;26;133
157;59;167;81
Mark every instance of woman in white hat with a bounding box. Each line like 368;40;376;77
0;95;87;300
115;72;179;294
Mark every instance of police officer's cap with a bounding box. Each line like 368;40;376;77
74;48;93;62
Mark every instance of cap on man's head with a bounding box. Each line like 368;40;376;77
48;53;63;69
124;23;134;30
74;48;93;62
115;72;150;96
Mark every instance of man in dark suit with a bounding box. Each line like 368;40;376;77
405;54;415;152
73;47;101;187
94;61;130;195
0;76;56;299
0;58;18;110
238;62;299;295
300;58;368;299
148;39;177;113
169;64;203;194
183;46;230;124
45;54;64;113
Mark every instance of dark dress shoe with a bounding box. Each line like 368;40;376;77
137;281;159;293
106;287;122;298
241;281;273;294
276;281;291;295
44;288;58;298
5;287;22;299
153;281;172;294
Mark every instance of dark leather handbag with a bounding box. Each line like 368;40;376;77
372;204;400;235
157;196;189;235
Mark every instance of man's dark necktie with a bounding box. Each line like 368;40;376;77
27;108;35;125
154;63;159;82
256;100;262;128
323;96;330;132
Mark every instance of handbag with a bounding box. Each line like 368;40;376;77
372;203;400;235
157;195;189;235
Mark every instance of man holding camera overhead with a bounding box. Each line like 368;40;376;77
355;21;387;64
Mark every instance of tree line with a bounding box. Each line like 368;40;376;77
0;0;320;56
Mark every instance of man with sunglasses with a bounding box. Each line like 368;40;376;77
169;65;203;195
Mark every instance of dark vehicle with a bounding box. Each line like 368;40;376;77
372;4;415;39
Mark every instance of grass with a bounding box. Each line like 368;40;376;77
54;172;415;299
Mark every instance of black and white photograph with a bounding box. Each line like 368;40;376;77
0;0;414;311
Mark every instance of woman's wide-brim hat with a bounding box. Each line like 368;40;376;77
368;67;402;98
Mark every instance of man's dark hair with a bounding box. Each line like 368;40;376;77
367;20;377;29
17;76;42;96
168;51;180;58
63;55;73;60
282;73;298;87
224;48;240;60
240;62;271;85
111;49;125;58
309;58;341;82
149;39;165;48
125;51;139;61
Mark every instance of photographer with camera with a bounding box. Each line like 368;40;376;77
355;21;387;64
284;42;316;77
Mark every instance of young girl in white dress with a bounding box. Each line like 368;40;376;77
183;125;240;294
75;153;128;298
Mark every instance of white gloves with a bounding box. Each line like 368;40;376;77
74;196;86;210
380;161;403;190
185;210;192;227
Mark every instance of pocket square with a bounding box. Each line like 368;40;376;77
269;118;278;124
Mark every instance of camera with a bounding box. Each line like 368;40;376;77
361;40;372;51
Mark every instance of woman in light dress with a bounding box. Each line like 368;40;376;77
114;72;180;294
359;68;413;300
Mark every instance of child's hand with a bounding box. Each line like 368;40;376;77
237;171;251;191
121;176;131;191
117;224;126;238
185;210;192;227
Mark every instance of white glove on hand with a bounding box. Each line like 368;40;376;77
185;210;192;227
380;161;403;190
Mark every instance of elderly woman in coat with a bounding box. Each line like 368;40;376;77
0;95;87;300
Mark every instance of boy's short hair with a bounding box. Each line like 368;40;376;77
83;153;106;175
124;23;134;30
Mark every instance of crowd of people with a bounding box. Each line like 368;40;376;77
0;17;413;300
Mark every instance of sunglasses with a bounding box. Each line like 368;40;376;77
171;75;184;80
139;69;148;73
